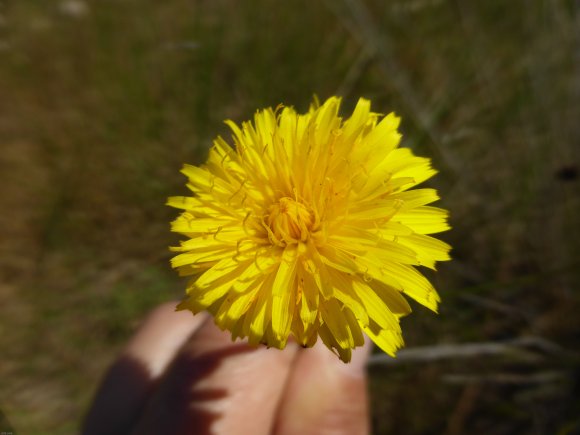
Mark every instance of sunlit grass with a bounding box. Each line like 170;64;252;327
0;0;578;433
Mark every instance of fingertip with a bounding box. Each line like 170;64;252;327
274;340;371;435
124;302;208;378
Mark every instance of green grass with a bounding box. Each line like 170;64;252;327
0;0;579;433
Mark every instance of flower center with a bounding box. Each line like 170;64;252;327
267;197;314;245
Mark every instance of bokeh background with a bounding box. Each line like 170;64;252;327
1;0;579;433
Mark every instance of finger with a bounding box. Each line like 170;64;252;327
131;319;300;435
274;339;372;435
83;302;207;435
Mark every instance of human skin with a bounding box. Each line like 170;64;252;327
83;302;371;435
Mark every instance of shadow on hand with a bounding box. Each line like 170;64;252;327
134;343;256;435
82;355;154;435
83;342;258;435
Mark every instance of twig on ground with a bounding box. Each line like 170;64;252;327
367;336;570;366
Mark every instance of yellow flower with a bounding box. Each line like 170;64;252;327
168;97;451;362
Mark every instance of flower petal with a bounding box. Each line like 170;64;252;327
271;245;298;343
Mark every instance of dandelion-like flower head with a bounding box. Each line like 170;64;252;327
169;97;451;362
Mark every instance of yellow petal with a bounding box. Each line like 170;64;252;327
381;262;440;312
270;245;298;342
364;319;404;357
352;279;400;330
393;206;450;234
397;233;451;269
320;298;355;350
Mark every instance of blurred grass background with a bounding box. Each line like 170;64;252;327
0;0;579;433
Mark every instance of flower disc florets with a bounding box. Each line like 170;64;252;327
266;197;315;245
168;96;451;362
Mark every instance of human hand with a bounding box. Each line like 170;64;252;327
83;302;371;435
